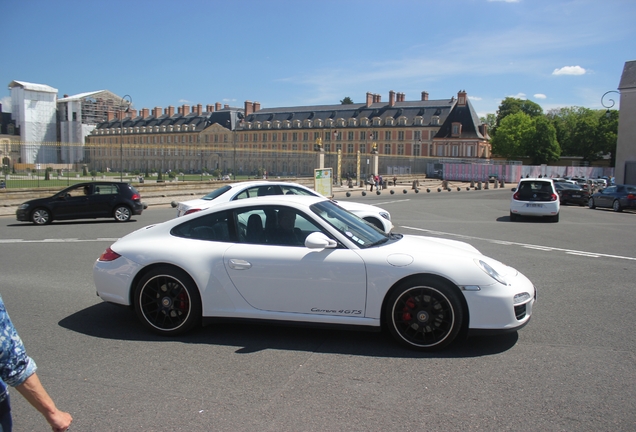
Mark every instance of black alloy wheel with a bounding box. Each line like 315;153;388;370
612;200;622;212
385;278;463;351
134;268;202;335
31;208;51;225
114;205;132;222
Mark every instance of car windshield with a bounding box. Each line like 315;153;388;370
201;185;232;201
310;200;388;248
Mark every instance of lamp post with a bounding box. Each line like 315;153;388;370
119;95;132;182
601;90;619;117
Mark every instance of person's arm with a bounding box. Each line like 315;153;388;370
15;373;72;432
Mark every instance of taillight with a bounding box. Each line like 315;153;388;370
627;194;636;200
99;247;121;262
550;193;558;201
513;192;520;200
131;193;141;201
184;208;201;215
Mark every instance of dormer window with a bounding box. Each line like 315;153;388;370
452;122;462;137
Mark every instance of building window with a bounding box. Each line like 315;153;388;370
413;143;421;156
452;145;459;157
303;132;308;141
397;144;404;155
282;133;288;142
414;130;421;141
348;131;354;141
398;131;405;141
360;131;367;140
273;133;278;141
347;144;354;154
385;131;391;140
253;133;258;142
384;144;391;155
452;123;461;137
437;146;444;157
466;145;474;157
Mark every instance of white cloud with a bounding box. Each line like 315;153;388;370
534;94;547;99
469;96;482;101
0;96;11;112
552;66;586;76
510;93;527;99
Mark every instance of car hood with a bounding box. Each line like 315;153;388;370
177;198;211;209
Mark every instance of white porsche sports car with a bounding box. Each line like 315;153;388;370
94;195;535;351
174;181;393;233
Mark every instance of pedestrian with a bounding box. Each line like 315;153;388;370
378;175;383;190
0;294;72;432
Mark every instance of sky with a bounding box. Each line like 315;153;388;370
1;0;635;118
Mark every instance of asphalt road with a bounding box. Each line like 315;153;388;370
0;188;635;431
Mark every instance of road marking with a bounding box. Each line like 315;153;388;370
400;226;636;262
0;238;119;244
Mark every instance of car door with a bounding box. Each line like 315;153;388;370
52;184;92;219
597;186;617;207
88;183;119;217
223;205;367;316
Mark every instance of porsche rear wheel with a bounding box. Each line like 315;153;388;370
385;278;463;351
134;268;201;336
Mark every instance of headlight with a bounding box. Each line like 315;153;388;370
476;259;509;286
18;203;29;210
514;292;531;304
380;212;391;221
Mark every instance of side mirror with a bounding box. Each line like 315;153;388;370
511;187;517;192
304;232;337;249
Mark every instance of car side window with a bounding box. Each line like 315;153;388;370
95;185;117;195
604;186;616;194
235;206;323;247
171;211;234;243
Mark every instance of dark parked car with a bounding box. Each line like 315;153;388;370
588;184;636;212
16;182;146;225
554;182;589;206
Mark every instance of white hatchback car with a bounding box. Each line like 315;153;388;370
174;181;393;233
510;178;560;222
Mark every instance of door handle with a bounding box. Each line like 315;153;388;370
228;259;252;270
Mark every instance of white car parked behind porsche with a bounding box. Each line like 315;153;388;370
173;181;393;233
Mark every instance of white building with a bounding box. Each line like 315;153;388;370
57;90;125;164
8;80;58;163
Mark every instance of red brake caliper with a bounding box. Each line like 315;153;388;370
402;298;416;321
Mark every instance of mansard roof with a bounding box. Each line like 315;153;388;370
245;99;455;126
95;110;233;132
434;96;486;140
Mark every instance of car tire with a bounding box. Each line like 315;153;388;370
612;200;622;212
134;267;202;336
363;217;384;231
113;205;132;222
509;212;518;222
385;277;463;351
31;208;51;225
551;213;559;223
588;198;596;209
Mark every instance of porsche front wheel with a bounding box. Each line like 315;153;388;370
385;278;463;351
134;268;201;336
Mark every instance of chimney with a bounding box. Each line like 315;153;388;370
197;104;203;115
244;100;253;116
458;90;467;106
224;104;230;109
165;106;175;117
177;106;183;115
141;108;149;118
253;101;261;112
374;94;381;103
389;90;395;107
182;104;190;115
215;102;222;111
129;109;137;118
152;107;162;118
366;92;373;107
398;92;405;102
421;91;429;101
107;110;114;121
206;104;214;112
191;105;197;114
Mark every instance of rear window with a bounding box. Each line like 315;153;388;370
516;181;555;201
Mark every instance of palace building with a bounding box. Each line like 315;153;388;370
86;90;490;178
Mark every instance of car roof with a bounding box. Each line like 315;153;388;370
227;180;308;189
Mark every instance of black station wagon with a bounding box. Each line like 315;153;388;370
16;182;146;225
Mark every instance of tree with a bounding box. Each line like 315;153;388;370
525;116;560;164
493;97;543;136
545;106;588;156
480;113;497;137
570;111;606;163
597;109;619;166
490;112;534;159
340;97;354;105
